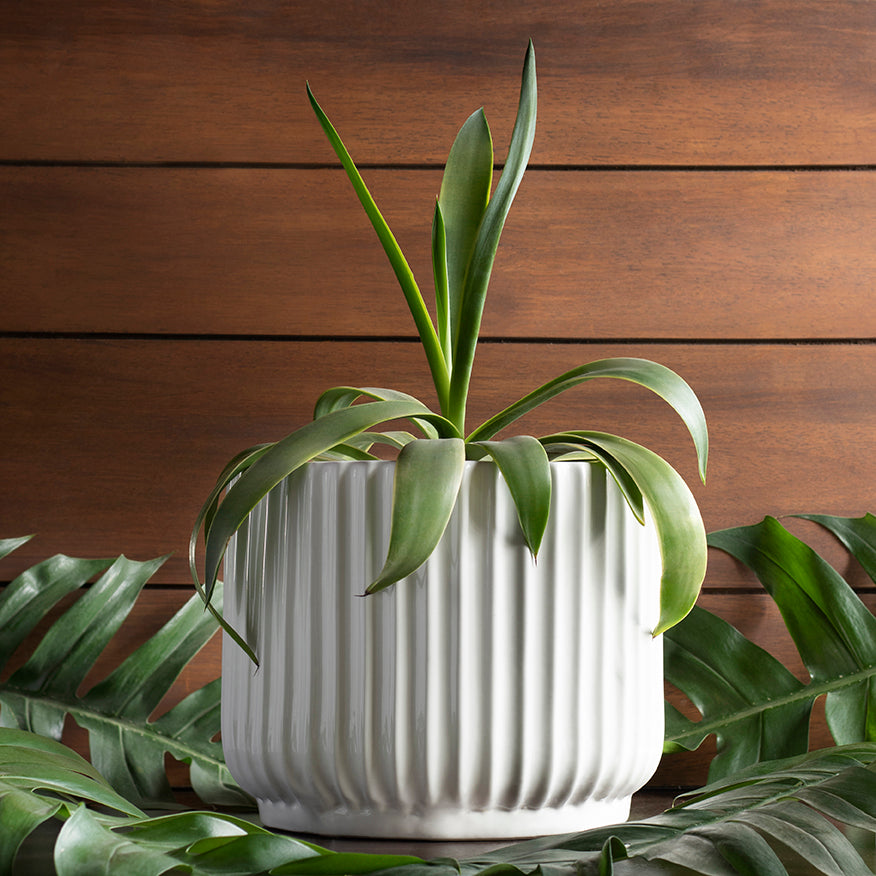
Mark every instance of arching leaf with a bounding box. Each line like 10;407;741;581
468;436;551;557
541;430;707;634
447;40;537;430
367;438;466;594
468;357;709;484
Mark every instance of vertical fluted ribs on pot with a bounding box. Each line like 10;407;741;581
222;459;665;838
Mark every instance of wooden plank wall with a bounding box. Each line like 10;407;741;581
2;1;874;792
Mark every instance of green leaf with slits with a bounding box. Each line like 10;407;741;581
0;539;250;811
665;514;876;781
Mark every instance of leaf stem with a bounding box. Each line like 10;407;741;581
0;687;231;780
665;659;876;750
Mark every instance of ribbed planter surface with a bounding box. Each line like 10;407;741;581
222;460;664;839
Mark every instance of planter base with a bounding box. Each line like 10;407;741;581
258;796;634;840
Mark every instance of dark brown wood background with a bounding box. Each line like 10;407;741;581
2;1;874;793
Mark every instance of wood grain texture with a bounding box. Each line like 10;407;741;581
4;167;875;339
4;0;875;800
0;339;872;584
2;1;875;164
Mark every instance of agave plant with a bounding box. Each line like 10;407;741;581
191;42;709;663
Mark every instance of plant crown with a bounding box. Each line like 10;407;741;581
191;42;709;663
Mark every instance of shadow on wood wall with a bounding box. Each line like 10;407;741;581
1;1;874;790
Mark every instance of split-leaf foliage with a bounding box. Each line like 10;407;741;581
0;535;249;811
5;728;876;875
665;513;876;782
4;516;876;874
191;42;709;665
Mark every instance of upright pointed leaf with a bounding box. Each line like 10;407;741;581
367;438;465;594
431;199;451;361
469;436;551;557
0;535;33;561
438;108;493;355
448;41;537;430
306;83;450;409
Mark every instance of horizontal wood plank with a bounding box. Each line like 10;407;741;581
3;167;875;339
0;339;872;585
2;2;875;164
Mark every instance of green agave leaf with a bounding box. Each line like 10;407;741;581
189;443;273;663
542;440;645;523
468;357;709;485
306;84;450;412
317;430;419;461
313;387;443;439
367;438;466;594
665;515;876;781
0;535;33;561
199;399;459;642
438;107;493;360
431;198;451;361
316;443;378;461
0;542;248;810
468;436;551;557
351;430;418;451
448;41;537;431
477;745;876;876
541;431;707;634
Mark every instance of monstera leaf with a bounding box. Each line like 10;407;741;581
664;513;876;781
5;728;876;876
0;728;142;874
1;728;419;876
477;744;876;876
4;527;876;874
0;536;249;808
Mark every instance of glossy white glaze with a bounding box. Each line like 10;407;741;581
222;460;664;839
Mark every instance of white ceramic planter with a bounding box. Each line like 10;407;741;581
222;460;664;840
